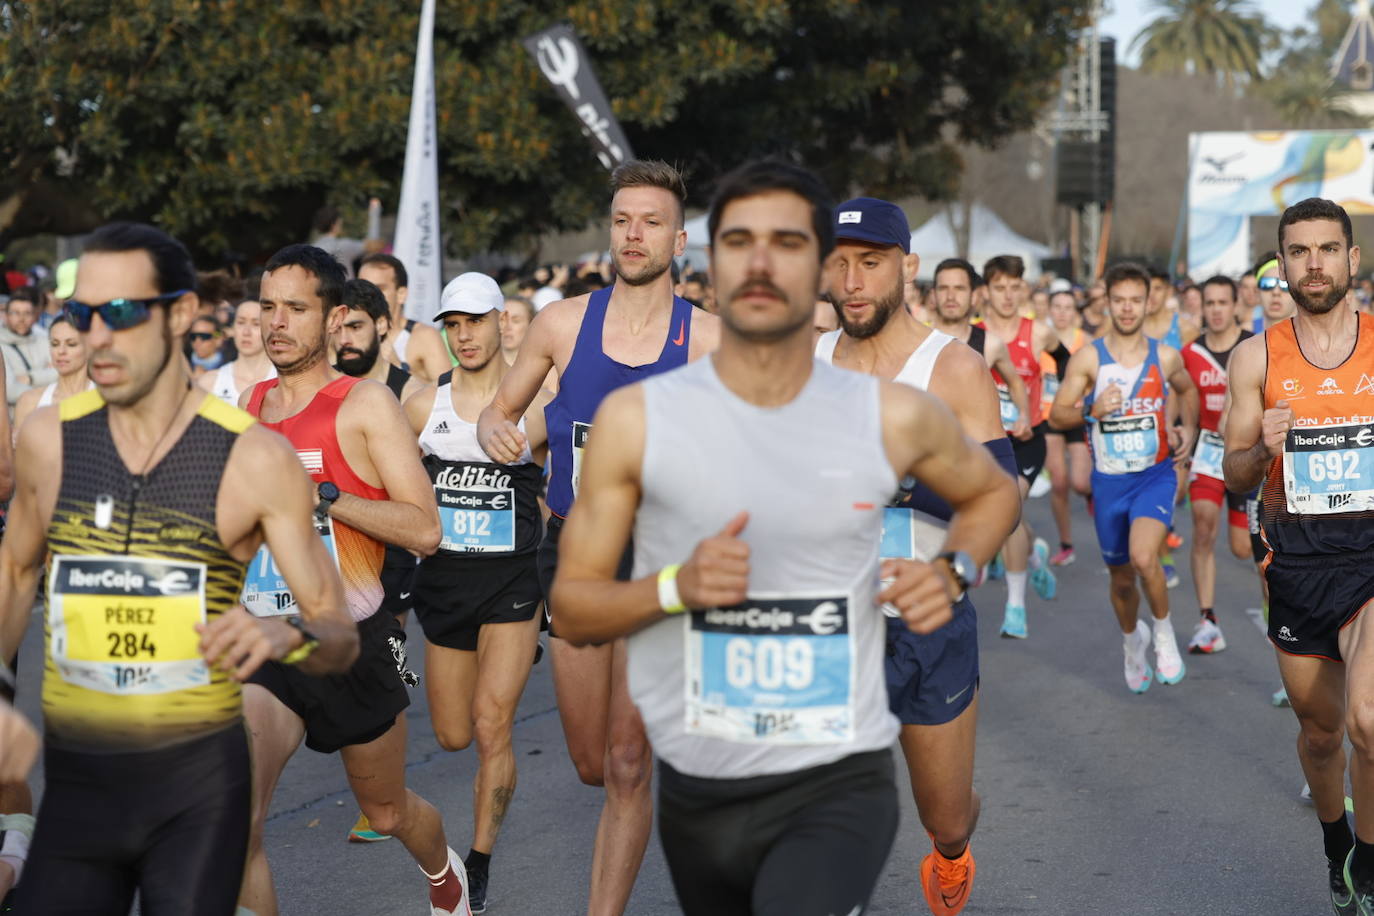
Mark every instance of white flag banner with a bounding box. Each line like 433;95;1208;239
396;0;441;325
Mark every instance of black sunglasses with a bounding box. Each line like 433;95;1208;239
188;331;218;342
64;290;191;332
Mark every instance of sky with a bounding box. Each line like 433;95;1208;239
1101;0;1315;66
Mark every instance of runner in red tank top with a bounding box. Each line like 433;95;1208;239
1179;275;1256;657
237;245;472;916
979;255;1062;640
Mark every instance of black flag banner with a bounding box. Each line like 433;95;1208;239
522;23;634;171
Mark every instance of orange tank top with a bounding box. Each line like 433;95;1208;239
1261;314;1374;556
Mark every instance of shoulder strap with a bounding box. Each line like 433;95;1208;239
7;343;30;373
814;329;840;364
244;378;279;417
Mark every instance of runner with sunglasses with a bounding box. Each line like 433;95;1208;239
1254;256;1298;334
0;222;359;916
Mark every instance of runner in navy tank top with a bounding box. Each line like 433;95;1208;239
477;160;720;915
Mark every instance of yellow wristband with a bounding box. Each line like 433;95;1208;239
657;564;687;614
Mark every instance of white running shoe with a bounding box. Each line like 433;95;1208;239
1187;618;1227;654
427;846;472;916
1154;621;1186;685
1029;470;1051;498
1123;622;1152;694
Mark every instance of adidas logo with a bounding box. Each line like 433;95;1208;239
431;420;450;434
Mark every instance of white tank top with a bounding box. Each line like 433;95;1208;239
37;380;94;408
210;361;276;405
419;378;531;465
627;358;900;779
393;321;412;367
815;328;955;562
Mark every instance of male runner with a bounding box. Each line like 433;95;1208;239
197;299;276;404
358;252;451;383
239;244;469;916
979;255;1059;636
1223;198;1374;914
404;272;549;912
334;274;426;842
478;159;719;915
1180;275;1252;655
1143;267;1199;350
1051;262;1198;694
0;223;358;915
1041;288;1091;566
500;295;536;365
1255;255;1299;333
818;196;1019;915
552;159;1020;916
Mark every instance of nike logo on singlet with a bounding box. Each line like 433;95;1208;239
672;321;686;346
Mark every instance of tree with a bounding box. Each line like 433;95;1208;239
1252;0;1358;129
1132;0;1271;88
0;0;1091;262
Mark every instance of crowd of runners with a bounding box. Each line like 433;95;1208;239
0;156;1369;916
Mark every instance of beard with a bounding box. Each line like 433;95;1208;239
98;322;176;407
336;336;381;377
269;334;328;377
835;281;903;340
1289;272;1349;316
612;247;671;287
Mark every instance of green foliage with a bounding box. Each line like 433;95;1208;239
0;0;1090;261
1132;0;1271;87
1252;0;1359;130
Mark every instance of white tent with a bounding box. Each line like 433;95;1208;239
681;205;1055;279
909;204;1055;280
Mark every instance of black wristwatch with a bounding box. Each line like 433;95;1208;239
315;481;340;520
936;551;975;601
280;615;320;666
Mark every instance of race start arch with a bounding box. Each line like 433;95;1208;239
1187;130;1374;279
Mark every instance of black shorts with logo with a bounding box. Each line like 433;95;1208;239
1266;549;1374;661
1011;421;1049;484
414;553;541;651
378;545;418;618
657;749;898;916
247;611;410;753
537;515;633;639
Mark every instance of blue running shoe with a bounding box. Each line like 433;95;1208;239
1161;551;1180;589
1000;604;1027;639
987;553;1005;581
1030;538;1057;600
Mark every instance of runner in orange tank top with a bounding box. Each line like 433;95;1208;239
236;244;472;916
1223;197;1374;913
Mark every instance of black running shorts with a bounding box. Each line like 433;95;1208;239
537;515;633;639
1266;549;1374;661
657;749;898;916
415;554;541;651
378;547;418;618
17;725;250;916
248;611;410;753
1011;421;1049;484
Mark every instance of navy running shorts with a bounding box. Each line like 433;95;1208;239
884;596;979;726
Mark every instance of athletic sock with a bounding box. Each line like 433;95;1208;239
1351;838;1374;890
465;848;490;879
1153;614;1173;637
421;851;463;911
0;813;34;885
1006;571;1027;607
1060;541;1072;552
1322;814;1354;865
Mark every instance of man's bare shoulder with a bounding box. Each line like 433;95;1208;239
342;377;404;412
933;337;994;379
15;404;60;463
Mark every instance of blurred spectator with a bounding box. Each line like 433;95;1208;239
0;286;54;405
14;314;91;434
813;299;838;345
676;273;706;308
310;205;366;278
1180;284;1203;324
198;299;275;404
532;286;562;312
197;270;243;320
36;286;63;331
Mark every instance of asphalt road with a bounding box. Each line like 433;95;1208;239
10;493;1336;915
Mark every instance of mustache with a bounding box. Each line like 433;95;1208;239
730;280;788;303
336;347;366;359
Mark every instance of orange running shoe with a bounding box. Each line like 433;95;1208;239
920;836;975;916
1166;531;1184;550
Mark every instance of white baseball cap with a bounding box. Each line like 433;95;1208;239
1048;278;1073;294
531;286;562;311
435;272;504;319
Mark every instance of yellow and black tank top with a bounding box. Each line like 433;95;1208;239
43;389;254;752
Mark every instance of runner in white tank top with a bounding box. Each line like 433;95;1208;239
548;162;1020;916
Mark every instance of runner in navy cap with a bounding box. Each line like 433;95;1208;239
834;198;912;252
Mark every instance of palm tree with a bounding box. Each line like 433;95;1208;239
1260;65;1364;128
1132;0;1271;88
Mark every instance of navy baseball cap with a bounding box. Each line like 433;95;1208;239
834;197;910;253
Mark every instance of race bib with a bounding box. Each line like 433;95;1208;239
1042;372;1061;404
48;555;208;696
1191;429;1225;481
880;507;944;618
571;421;591;498
1283;422;1374;515
242;515;340;617
1096;414;1160;475
997;387;1019;431
436;487;516;553
685;594;854;745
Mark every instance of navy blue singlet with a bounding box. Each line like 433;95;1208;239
545;286;695;518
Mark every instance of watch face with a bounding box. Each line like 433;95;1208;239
319;482;340;501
